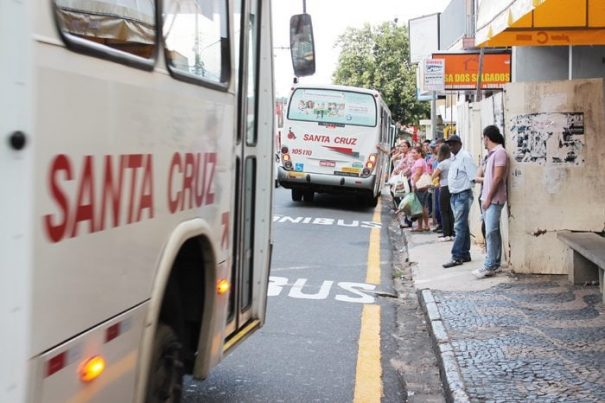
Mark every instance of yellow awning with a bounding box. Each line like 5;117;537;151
475;0;605;47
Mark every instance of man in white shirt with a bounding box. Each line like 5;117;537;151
442;135;478;268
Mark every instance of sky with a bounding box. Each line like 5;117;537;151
272;0;451;98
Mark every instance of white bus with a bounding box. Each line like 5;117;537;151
277;85;393;206
0;1;314;402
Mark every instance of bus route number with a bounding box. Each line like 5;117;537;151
291;149;312;156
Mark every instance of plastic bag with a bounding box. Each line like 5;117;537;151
389;173;410;197
398;192;423;218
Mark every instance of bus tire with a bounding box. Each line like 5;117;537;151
146;323;184;403
303;190;314;202
367;193;379;207
291;189;303;201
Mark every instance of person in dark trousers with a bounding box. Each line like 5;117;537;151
442;135;477;268
431;143;454;241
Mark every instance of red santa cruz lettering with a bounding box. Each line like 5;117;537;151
303;134;329;143
44;154;154;243
334;137;357;145
168;152;216;213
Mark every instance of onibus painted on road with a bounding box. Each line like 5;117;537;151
277;85;393;206
0;0;315;401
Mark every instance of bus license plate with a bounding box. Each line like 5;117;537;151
340;167;361;174
334;170;359;177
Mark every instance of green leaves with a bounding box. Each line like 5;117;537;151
333;22;429;126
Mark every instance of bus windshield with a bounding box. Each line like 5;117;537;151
287;88;377;127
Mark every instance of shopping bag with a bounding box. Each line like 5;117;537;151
409;192;424;217
398;192;423;218
389;173;410;197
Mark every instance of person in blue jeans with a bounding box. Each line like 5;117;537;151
442;135;477;268
472;126;509;278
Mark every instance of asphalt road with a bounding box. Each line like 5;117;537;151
184;188;404;402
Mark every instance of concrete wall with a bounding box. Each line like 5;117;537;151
504;78;605;274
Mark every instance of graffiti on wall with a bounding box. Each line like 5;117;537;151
509;112;585;165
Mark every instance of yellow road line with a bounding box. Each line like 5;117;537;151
353;199;383;402
354;304;382;403
366;199;382;284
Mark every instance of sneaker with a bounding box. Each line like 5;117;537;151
432;226;443;233
472;267;497;279
442;259;464;268
463;256;472;262
438;236;453;242
490;266;502;273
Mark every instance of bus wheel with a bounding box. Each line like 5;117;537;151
291;189;303;201
367;193;379;207
303;190;314;202
146;323;184;403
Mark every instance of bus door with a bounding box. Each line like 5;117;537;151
226;0;262;339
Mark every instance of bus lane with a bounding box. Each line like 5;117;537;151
185;188;404;402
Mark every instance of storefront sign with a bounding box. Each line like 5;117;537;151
431;52;511;90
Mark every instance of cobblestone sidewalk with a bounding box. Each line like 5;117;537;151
427;276;605;402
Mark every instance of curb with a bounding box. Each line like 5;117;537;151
418;289;471;403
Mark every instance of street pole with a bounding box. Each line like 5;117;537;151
475;47;484;102
431;91;437;140
303;0;306;13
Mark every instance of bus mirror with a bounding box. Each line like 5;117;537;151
289;14;316;77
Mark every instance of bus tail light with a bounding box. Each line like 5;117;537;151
79;356;105;382
281;147;293;170
217;279;231;295
365;154;377;169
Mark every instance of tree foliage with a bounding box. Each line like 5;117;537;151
332;22;429;126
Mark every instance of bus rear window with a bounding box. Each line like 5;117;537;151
287;88;377;127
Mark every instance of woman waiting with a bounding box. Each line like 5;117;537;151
431;144;454;241
410;146;430;232
392;140;414;177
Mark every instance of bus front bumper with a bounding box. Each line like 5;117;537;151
277;167;376;194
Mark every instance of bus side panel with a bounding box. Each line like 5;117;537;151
0;0;34;402
31;0;234;376
31;304;147;403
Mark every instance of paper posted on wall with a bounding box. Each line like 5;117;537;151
510;112;585;166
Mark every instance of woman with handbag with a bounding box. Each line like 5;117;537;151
410;146;431;232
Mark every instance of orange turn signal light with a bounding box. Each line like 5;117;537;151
217;279;231;295
283;154;291;162
79;356;105;383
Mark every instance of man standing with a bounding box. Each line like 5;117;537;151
473;126;508;278
442;135;477;268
